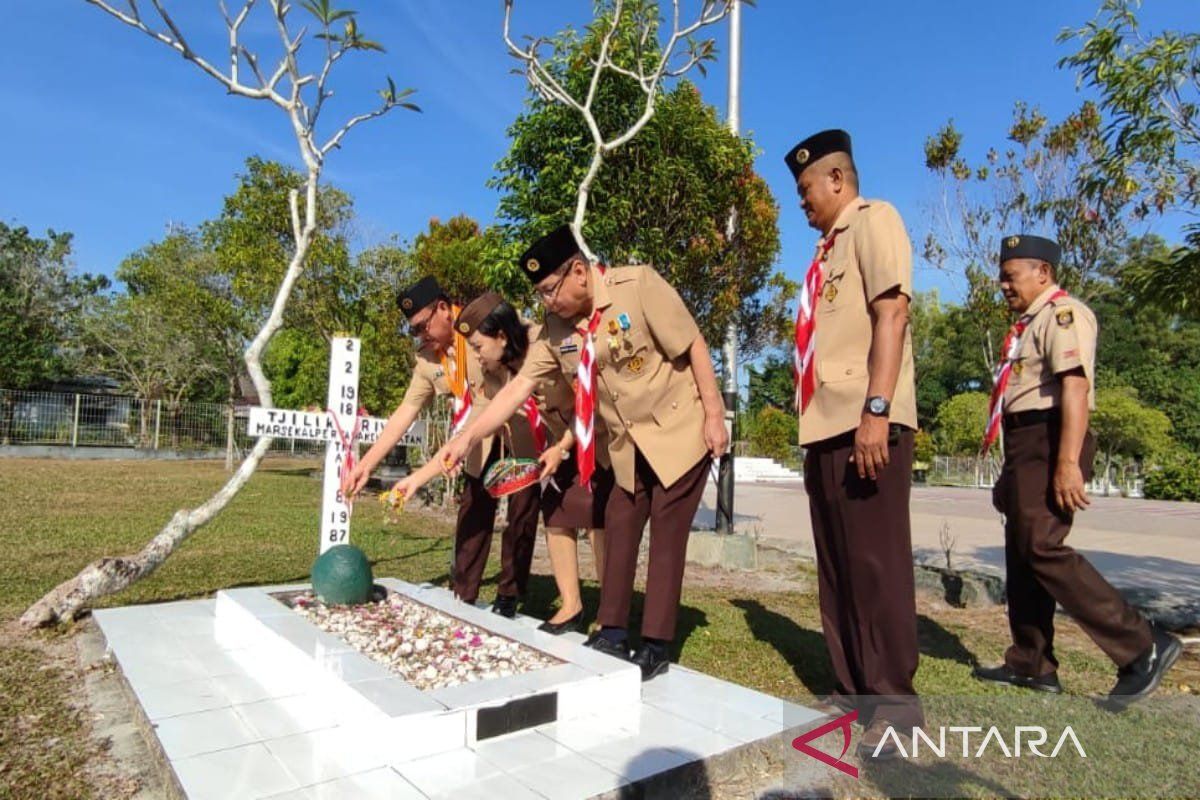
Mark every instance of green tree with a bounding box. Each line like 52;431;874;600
1091;385;1174;492
0;223;107;389
933;392;991;456
745;352;794;417
910;290;992;428
748;406;796;462
491;18;787;354
1060;0;1200;313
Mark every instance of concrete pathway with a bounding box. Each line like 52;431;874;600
695;481;1200;598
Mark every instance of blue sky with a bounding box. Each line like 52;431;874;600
2;0;1194;307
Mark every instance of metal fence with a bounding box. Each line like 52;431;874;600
1;388;326;457
925;452;1143;497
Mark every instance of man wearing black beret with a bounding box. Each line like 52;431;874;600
974;234;1181;709
785;128;923;758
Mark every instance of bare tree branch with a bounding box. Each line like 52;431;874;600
503;0;732;261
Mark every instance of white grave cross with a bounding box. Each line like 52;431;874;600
246;336;426;553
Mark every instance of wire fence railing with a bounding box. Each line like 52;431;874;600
0;388;441;461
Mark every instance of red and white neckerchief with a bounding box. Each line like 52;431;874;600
981;288;1069;452
521;396;547;454
574;306;606;490
793;231;841;413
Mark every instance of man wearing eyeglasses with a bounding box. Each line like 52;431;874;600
342;276;538;617
440;225;729;681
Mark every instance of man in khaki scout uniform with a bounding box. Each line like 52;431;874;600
341;276;541;617
785;129;922;758
441;225;729;680
973;234;1181;709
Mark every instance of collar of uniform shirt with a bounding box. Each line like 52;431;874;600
573;265;615;333
818;195;865;248
1022;284;1065;318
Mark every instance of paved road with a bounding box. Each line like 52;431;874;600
695;481;1200;598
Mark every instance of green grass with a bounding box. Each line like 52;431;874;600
0;457;1196;798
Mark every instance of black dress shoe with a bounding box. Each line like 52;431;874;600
972;664;1063;693
583;632;630;660
630;644;671;681
1106;627;1182;710
537;610;584;635
491;595;518;618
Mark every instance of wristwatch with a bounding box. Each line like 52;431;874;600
864;396;891;417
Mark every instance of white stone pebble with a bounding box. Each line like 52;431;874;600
286;590;559;690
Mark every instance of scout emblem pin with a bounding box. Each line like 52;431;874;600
628;355;644;375
825;283;838;302
617;313;632;330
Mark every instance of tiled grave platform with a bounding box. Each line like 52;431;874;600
94;579;823;799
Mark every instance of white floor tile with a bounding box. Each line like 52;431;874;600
470;729;574;768
430;772;543;799
394;747;501;796
506;751;630;800
153;706;261;760
137;677;231;720
268;767;428;800
579;738;696;783
266;727;389;787
645;696;786;744
234;695;340;741
172;742;299;800
535;713;636;752
212;669;309;705
120;656;212;690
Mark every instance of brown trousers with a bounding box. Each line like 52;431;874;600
453;446;540;605
996;422;1151;675
600;450;710;641
805;428;922;728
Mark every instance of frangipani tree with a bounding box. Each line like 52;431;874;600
22;0;418;628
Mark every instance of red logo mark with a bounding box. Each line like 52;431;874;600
791;710;859;779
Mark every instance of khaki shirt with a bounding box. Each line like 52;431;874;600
521;265;707;492
400;345;542;477
1004;285;1097;413
799;198;918;445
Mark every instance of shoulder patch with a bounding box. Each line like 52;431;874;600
1055;308;1074;328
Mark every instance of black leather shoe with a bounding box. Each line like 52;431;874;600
537;610;584;635
491;594;518;619
972;664;1063;693
1106;627;1182;710
630;644;671;681
583;632;630;661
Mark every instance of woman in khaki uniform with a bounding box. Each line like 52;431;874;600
344;277;539;617
396;293;611;634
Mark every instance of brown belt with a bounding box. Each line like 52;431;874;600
1003;408;1059;429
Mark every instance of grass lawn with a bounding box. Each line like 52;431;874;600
0;457;1196;798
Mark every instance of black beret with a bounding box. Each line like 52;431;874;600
999;234;1061;267
397;276;444;319
785;129;852;181
518;225;582;284
454;292;504;337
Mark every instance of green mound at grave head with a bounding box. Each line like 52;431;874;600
311;544;374;605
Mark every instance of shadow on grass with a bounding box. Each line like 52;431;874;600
917;614;978;668
730;598;836;696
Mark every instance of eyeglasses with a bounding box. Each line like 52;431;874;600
535;269;569;302
408;313;432;338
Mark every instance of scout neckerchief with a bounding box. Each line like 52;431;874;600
574;266;608;490
440;305;473;436
981;287;1070;452
521;398;547;453
793;231;841;413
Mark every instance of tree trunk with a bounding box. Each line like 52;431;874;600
19;437;273;628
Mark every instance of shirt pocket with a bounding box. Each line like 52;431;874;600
609;327;651;379
651;377;700;426
817;359;867;384
817;269;849;315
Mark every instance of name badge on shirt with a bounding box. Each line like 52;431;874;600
559;342;579;354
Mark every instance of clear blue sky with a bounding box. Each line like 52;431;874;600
2;1;1193;305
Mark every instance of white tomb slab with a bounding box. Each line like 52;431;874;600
94;582;824;799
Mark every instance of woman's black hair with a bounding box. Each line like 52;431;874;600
475;300;528;370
